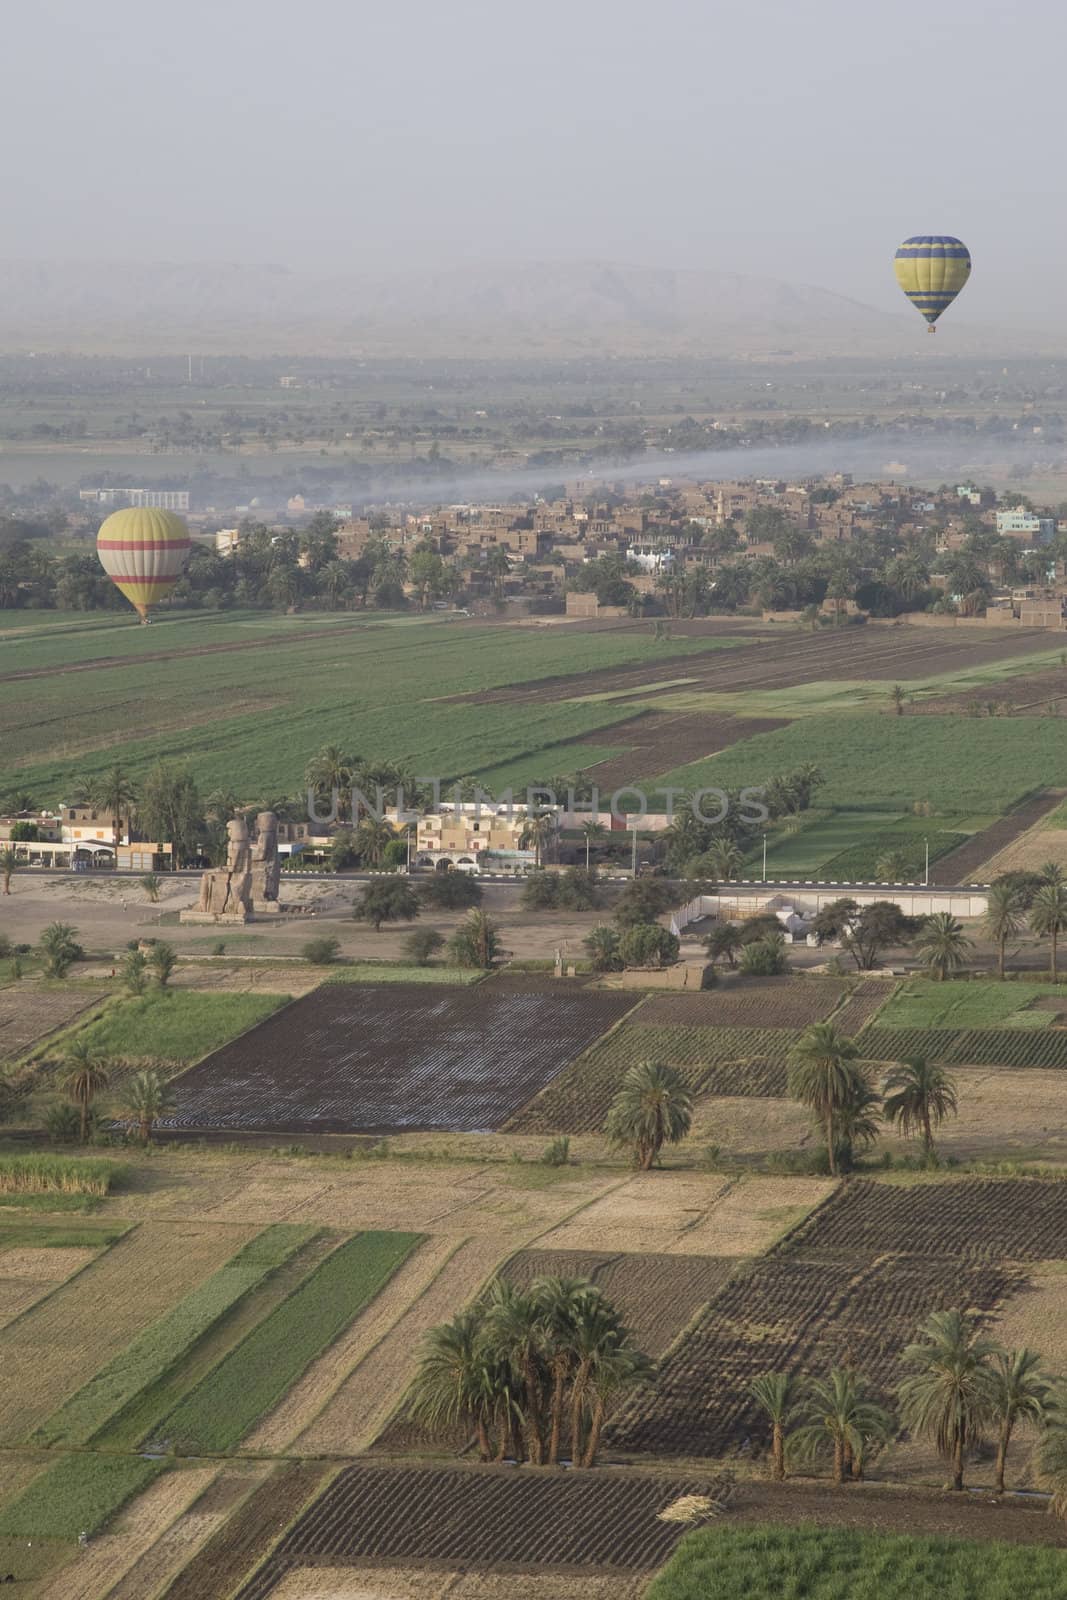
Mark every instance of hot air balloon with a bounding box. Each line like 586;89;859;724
96;507;192;622
894;235;971;332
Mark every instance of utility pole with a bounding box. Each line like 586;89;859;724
924;837;929;886
631;822;638;877
762;834;768;881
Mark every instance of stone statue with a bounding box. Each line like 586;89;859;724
191;817;253;920
250;811;280;906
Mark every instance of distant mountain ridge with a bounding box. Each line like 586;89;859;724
0;257;1007;357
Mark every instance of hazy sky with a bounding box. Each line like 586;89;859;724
6;0;1063;320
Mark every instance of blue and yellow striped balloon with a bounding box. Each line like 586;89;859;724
894;235;971;330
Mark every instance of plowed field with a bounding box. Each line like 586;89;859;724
236;1464;723;1598
165;983;636;1135
633;977;849;1029
860;1025;1067;1070
0;985;102;1061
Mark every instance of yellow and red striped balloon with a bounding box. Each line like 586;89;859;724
96;507;192;621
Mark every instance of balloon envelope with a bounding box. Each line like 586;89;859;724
894;235;971;328
96;507;192;620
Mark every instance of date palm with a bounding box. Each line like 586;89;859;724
791;1369;894;1485
605;1061;693;1171
354;815;396;868
0;847;16;896
749;1372;798;1480
93;765;138;851
914;912;972;983
120;1068;176;1143
705;837;743;883
1039;1393;1067;1520
408;1309;500;1462
483;1280;548;1464
983;882;1026;979
304;744;357;819
882;1057;958;1161
787;1024;865;1177
1039;861;1066;886
875;849;909;883
60;1039;111;1142
520;812;557;869
148;942;178;988
897;1309;1000;1490
1031;881;1067;983
581;819;607;871
988;1348;1051;1494
533;1276;595;1466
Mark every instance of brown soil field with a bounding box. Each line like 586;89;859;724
0;984;102;1061
37;1464;220;1600
558;710;790;789
829;979;894;1033
299;1236;518;1457
929;791;1065;884
633;977;850;1029
105;1463;274;1600
916;665;1067;716
165;983;637;1136
0;1245;100;1331
270;1569;647;1600
501;1248;738;1357
0;1219;254;1443
161;1460;334;1600
458;624;1056;707
980;824;1067;879
243;1237;459;1453
537;1174;834;1257
239;1463;720;1592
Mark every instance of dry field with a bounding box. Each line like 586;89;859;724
0;1245;100;1331
165;983;636;1136
929;791;1065;884
0;1219;255;1443
632;977;850;1030
980;823;1067;879
269;1570;647;1600
0;984;102;1062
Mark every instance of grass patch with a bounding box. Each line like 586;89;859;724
646;1524;1067;1600
879;979;1067;1030
71;991;287;1064
0;1219;130;1249
32;1224;315;1448
0;1154;127;1197
154;1230;423;1453
0;1453;161;1540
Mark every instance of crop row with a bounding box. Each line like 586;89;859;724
508;1026;803;1133
0;1453;161;1539
779;1178;1067;1263
633;979;849;1031
31;1224;314;1448
151;1231;422;1454
829;981;892;1035
609;1249;1017;1459
244;1464;716;1579
859;1025;1067;1070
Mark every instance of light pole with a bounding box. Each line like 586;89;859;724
762;833;768;881
924;837;929;886
631;822;638;877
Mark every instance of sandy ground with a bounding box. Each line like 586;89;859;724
271;1571;648;1600
978;824;1067;879
0;876;610;964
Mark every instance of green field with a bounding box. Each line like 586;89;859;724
32;1224;314;1448
71;990;288;1064
155;1230;422;1453
754;810;971;880
879;979;1067;1031
2;611;733;803
647;1525;1067;1600
656;714;1067;813
0;1453;161;1539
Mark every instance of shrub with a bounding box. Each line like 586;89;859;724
302;936;341;965
613;880;676;929
739;934;789;976
404;927;446;966
37;922;83;979
618;923;680;968
44;1103;82;1144
585;925;624;972
420;872;483;910
541;1135;571;1167
354;878;420;931
521;872;560;910
447;910;501;968
556;867;602;911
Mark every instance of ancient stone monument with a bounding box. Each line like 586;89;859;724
182;812;282;924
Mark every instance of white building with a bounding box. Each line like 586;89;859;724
996;508;1055;542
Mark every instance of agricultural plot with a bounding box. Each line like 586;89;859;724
877;979;1067;1031
608;1177;1062;1460
508;1025;803;1134
237;1464;724;1598
71;991;288;1067
633;978;848;1030
859;1025;1067;1070
166;982;636;1135
0;1244;101;1331
501;1249;737;1357
826;980;892;1034
0;985;101;1062
930;790;1066;884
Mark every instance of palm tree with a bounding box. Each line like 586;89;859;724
578;1336;650;1468
483;1280;548;1465
94;765;138;851
304;745;357;820
834;1076;882;1171
582;819;607;871
988;1348;1051;1494
521;812;557;869
120;1069;176;1143
605;1062;693;1171
705;923;742;969
38;922;81;979
148;942;177;988
1039;861;1066;887
875;849;909;883
60;1040;111;1142
705;838;744;883
787;1024;865;1177
1031;881;1067;983
564;1290;648;1468
890;684;906;717
122;949;149;995
791;1369;894;1485
983;882;1026;979
354;815;396;868
139;872;162;904
914;912;973;983
882;1057;958;1161
532;1276;591;1465
0;848;16;896
408;1309;500;1462
750;1372;798;1480
897;1309;1000;1490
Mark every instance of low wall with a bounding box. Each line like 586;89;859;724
614;961;712;989
672;886;989;931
